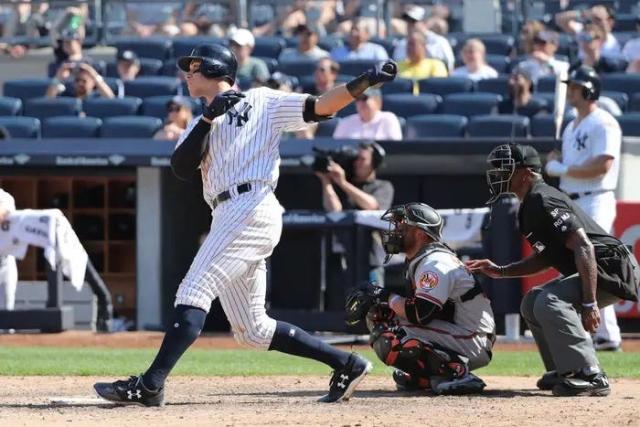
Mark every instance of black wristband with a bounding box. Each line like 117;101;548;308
346;73;371;98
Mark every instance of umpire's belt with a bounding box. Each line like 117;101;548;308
568;189;612;200
212;182;252;209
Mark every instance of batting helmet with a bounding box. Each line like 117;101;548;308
562;65;601;101
177;44;237;84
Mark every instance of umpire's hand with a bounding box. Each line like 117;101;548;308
201;90;245;121
465;259;503;278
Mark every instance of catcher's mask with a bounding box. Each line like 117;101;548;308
486;143;542;204
380;203;443;261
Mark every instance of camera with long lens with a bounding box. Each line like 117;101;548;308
310;145;359;176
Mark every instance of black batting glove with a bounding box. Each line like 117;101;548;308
346;60;398;98
201;90;245;121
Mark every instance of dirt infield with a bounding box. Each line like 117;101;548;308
0;375;638;427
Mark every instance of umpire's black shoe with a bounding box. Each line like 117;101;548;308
94;375;165;407
392;369;430;391
536;370;562;390
318;353;372;403
552;371;610;397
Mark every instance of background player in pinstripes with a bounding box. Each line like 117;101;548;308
95;44;398;406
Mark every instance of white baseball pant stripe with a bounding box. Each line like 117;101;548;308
175;184;283;349
574;191;621;345
0;256;17;310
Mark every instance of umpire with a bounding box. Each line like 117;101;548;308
466;143;639;397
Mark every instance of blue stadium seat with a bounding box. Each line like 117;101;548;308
617;113;640;136
0;116;41;138
100;116;163;138
3;78;52;100
114;37;172;60
382;93;442;118
337;60;379;77
467;114;529;137
277;60;317;78
336;101;357;118
443;92;502;117
42;116;102;138
405;114;468;138
380;78;414;94
0;97;22;115
613;13;637;32
105;58;163;78
61;78;124;98
601;91;629;112
124;77;181;97
369;37;396;57
83;97;142;118
630;93;640;111
530;114;571;137
141;95;196;119
536;76;556;93
477;76;509;96
47;60;107;78
256;57;279;74
485;54;511;74
316;117;340;137
253;37;286;59
418;77;475;96
318;36;343;52
161;60;179;77
24;97;81;120
601;73;640;98
172;37;226;58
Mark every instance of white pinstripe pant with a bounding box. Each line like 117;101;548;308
175;185;283;349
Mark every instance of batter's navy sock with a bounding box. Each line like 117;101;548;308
142;305;207;390
268;321;350;370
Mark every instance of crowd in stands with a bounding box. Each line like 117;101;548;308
2;1;640;141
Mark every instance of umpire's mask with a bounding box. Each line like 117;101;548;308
380;203;443;262
485;143;542;204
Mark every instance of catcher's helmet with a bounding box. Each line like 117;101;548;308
485;143;541;204
380;203;443;259
177;44;237;84
562;65;600;101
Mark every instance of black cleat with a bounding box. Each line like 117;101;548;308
392;369;430;391
94;375;165;407
552;371;610;397
537;370;562;391
318;353;372;403
431;372;486;395
593;338;622;352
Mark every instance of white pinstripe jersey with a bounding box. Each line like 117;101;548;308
175;87;310;207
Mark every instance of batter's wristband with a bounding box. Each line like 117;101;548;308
346;73;371;98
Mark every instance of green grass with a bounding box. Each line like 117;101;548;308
0;347;639;378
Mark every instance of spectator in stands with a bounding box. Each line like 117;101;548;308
265;72;297;92
392;5;455;72
519;20;545;55
279;24;329;62
181;1;236;37
116;50;141;82
398;31;448;94
0;42;26;58
498;63;547;117
229;28;270;87
518;30;569;82
125;2;180;37
574;24;626;73
46;62;115;99
333;87;402;140
555;4;621;58
330;18;388;61
306;57;340;95
153;96;193;141
623;17;640;72
452;38;498;81
0;126;9;139
52;29;92;72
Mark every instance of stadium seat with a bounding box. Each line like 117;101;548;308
0;116;41;138
442;92;502;117
124;77;181;97
277;60;317;78
477;76;509;96
141;95;197;119
337;60;379;77
172;36;226;58
0;97;22;115
83;97;142;118
318;35;343;52
105;58;163;78
630;93;640;111
405;114;468;138
47;60;107;78
161;60;179;77
616;113;640;136
382;93;442;118
256;57;279;74
536;76;556;93
380;78;414;94
418;77;475;96
467;114;529;137
485;54;511;74
114;37;172;60
24;97;81;120
104;77;125;98
601;91;629;112
613;13;637;32
601;73;640;98
3;78;52;100
315;117;340;137
100;116;163;138
253;37;286;59
530;114;572;137
42;116;102;138
336;101;357;118
370;37;396;57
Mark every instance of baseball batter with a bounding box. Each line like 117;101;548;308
0;188;17;312
545;66;622;351
346;203;495;394
95;44;398;406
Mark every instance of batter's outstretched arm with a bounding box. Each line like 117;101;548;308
170;119;211;180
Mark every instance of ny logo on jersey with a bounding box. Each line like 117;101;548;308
227;103;252;127
573;133;588;151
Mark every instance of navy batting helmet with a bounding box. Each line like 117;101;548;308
562;65;600;101
177;44;237;84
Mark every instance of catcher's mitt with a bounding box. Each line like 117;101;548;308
345;283;391;326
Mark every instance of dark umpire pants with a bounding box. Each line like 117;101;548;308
520;275;620;375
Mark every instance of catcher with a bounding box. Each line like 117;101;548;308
346;203;495;394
